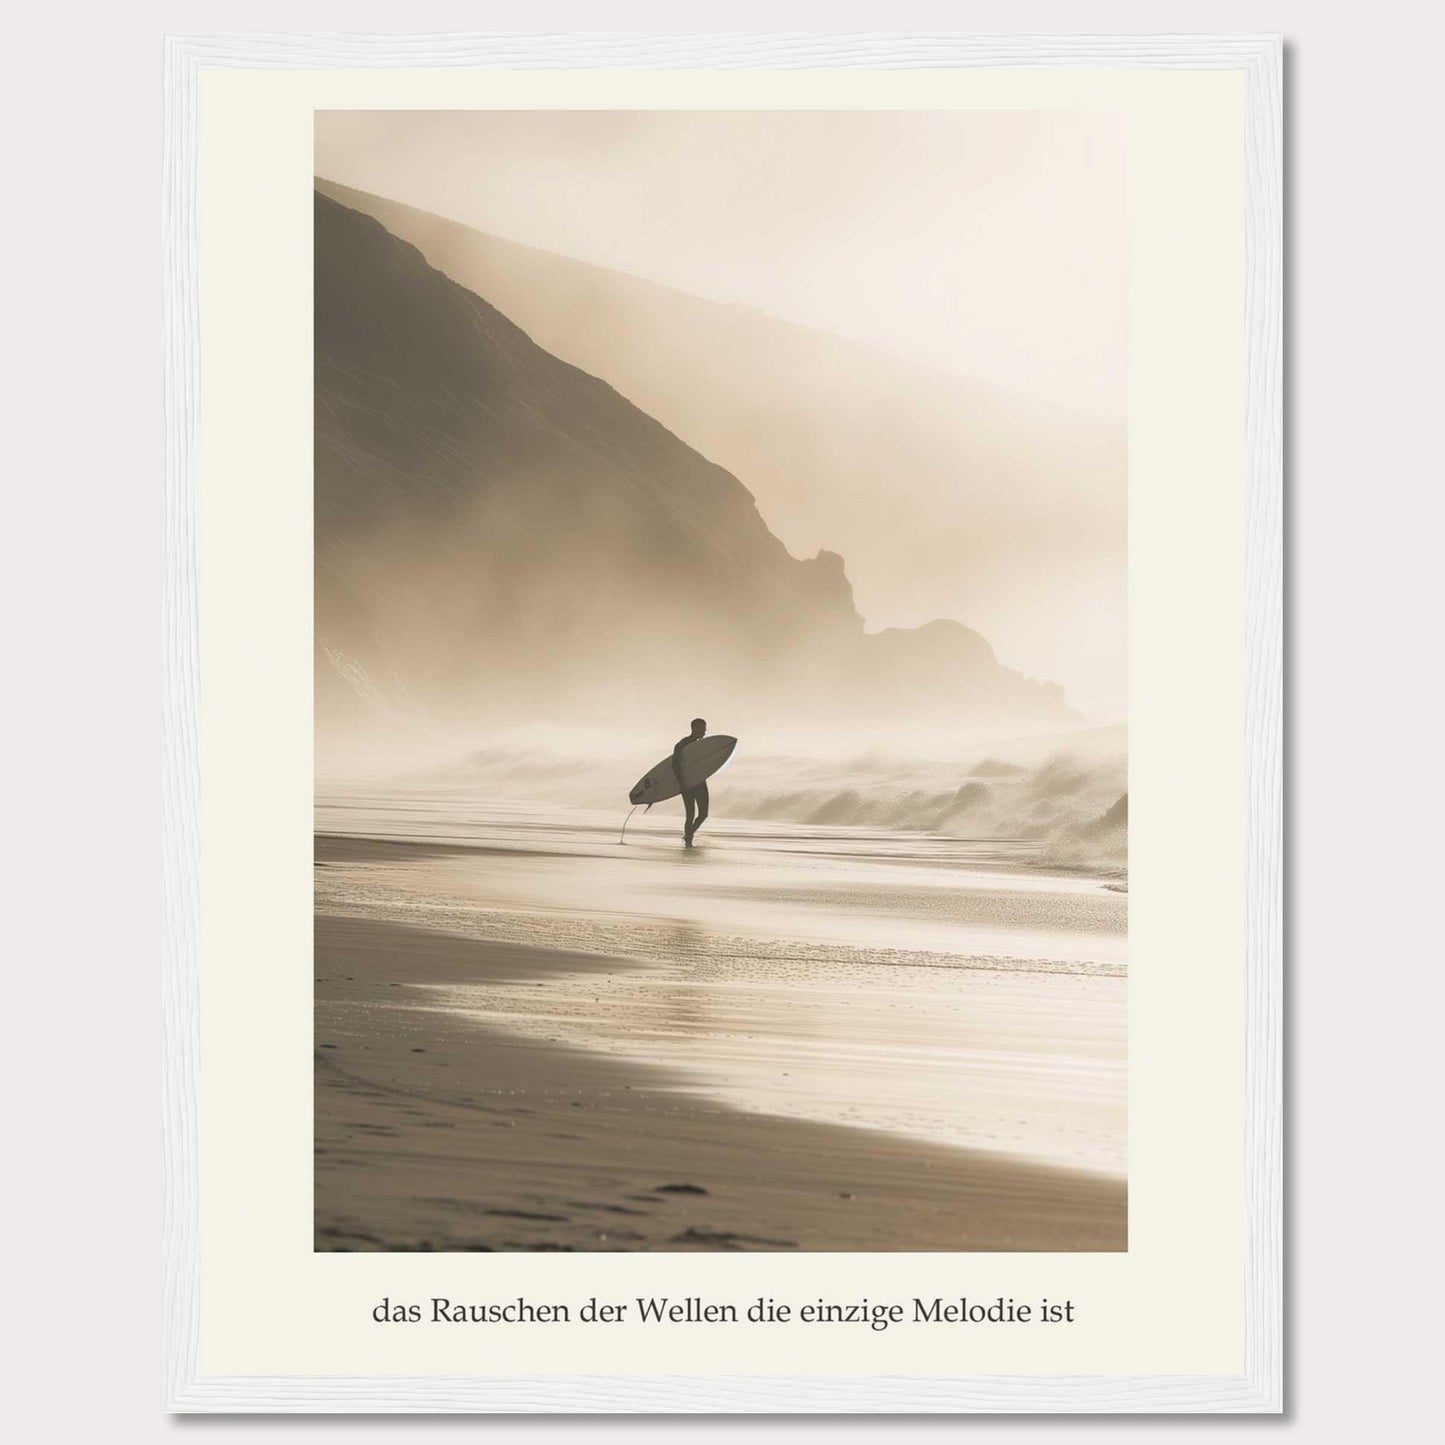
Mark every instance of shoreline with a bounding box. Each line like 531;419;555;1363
315;909;1126;1252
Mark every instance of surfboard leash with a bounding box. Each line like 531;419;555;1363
618;803;649;845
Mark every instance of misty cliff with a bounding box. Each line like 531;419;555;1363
315;192;1068;746
315;178;1124;704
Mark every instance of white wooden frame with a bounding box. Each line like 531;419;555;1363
162;32;1282;1413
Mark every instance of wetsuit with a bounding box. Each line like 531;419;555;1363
672;734;710;845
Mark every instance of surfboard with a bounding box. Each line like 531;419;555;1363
629;735;737;806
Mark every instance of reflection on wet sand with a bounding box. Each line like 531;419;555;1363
315;787;1126;1251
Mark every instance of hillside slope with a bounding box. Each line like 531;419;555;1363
315;176;1124;697
315;192;1068;748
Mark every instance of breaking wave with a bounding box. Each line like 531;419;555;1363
422;731;1128;875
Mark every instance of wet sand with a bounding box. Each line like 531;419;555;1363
315;795;1126;1252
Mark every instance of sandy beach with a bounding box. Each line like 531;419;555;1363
315;788;1126;1252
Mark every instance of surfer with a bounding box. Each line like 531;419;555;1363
622;725;733;846
673;718;710;848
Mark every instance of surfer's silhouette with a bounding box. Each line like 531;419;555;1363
673;718;710;848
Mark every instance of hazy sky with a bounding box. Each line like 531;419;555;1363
316;109;1125;421
315;110;1127;716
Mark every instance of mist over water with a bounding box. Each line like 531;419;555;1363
321;720;1127;877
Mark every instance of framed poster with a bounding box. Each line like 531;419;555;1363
163;32;1282;1412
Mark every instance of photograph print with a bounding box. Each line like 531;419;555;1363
313;109;1128;1254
